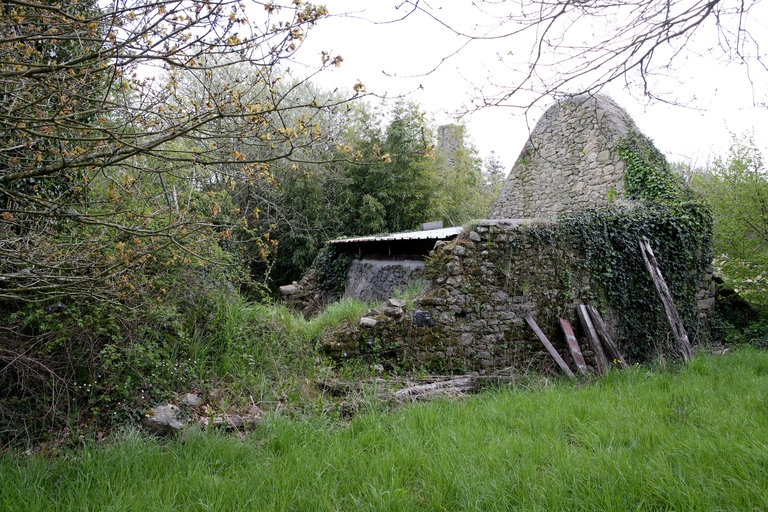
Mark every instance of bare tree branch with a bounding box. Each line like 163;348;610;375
393;0;765;111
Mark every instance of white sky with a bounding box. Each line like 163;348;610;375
290;1;768;171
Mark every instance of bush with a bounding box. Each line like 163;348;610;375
0;261;239;447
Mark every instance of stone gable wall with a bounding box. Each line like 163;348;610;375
490;94;634;219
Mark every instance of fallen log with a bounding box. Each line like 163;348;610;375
202;415;260;431
395;376;479;401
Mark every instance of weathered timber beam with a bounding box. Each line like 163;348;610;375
586;305;628;369
639;236;693;362
577;305;609;374
525;315;575;380
560;318;588;376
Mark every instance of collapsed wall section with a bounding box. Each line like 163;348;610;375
490;94;634;219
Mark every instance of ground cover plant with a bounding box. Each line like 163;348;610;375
2;346;767;511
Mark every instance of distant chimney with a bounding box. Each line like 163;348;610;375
437;124;463;167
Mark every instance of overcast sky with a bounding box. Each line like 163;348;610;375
291;1;768;171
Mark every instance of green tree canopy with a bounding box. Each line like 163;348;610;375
0;0;344;303
691;133;768;304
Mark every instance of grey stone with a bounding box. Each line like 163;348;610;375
438;312;456;324
279;284;299;296
469;231;482;242
383;305;404;317
571;182;585;192
141;404;185;435
388;298;406;308
445;275;463;287
447;263;462;276
489;95;637;220
182;393;203;407
360;317;378;327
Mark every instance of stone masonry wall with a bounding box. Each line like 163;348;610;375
490;94;634;219
344;257;427;302
322;220;715;374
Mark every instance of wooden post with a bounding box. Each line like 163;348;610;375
560;318;588;376
586;305;628;369
577;305;609;374
639;236;694;362
525;315;575;380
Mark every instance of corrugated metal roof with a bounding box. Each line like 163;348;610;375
330;226;463;244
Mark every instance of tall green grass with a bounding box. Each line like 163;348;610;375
3;346;768;511
197;296;373;407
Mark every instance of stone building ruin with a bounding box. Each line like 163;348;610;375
316;94;715;375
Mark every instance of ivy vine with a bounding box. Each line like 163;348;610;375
615;130;690;202
510;201;711;360
312;244;353;299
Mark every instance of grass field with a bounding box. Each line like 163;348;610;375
2;346;768;511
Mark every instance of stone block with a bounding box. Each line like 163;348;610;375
382;306;404;317
447;263;462;276
439;312;456;324
279;284;300;296
360;317;377;327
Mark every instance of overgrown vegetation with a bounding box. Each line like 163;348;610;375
556;201;712;360
0;289;375;447
0;0;503;446
616;130;695;203
2;347;768;510
0;0;763;465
